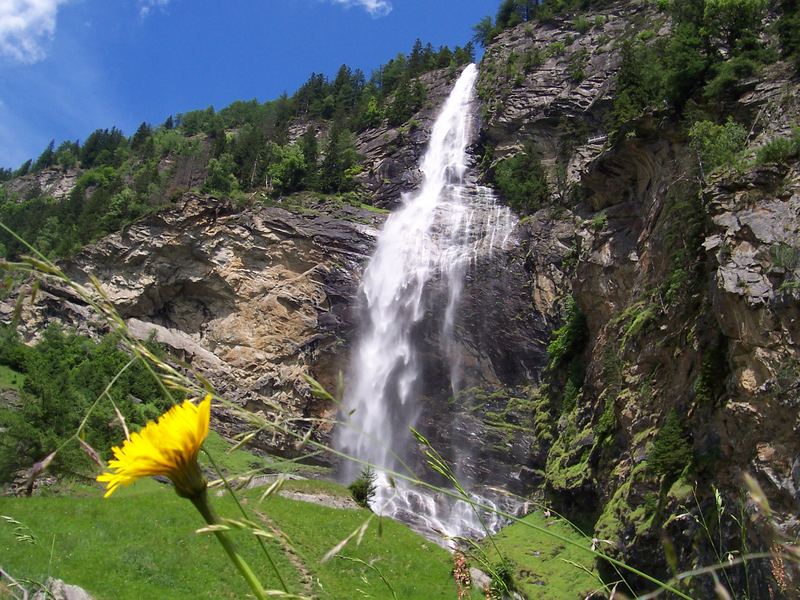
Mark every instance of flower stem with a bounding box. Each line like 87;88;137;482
190;491;269;600
201;447;289;592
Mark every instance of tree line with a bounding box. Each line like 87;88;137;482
0;38;474;259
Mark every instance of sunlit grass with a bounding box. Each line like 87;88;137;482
252;487;458;599
481;511;602;599
199;430;329;479
0;479;300;599
0;364;24;391
1;432;457;600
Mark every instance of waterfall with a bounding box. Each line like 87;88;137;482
335;64;518;543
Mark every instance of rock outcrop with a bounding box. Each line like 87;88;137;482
2;194;383;454
4;167;81;201
32;578;95;600
355;68;461;207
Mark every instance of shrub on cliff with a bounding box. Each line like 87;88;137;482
546;296;588;370
689;118;748;174
756;129;800;164
492;142;549;212
649;410;693;479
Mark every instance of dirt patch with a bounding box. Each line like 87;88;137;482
277;490;359;510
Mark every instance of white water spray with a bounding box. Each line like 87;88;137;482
336;64;517;542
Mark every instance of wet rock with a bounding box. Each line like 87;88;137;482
355;68;461;207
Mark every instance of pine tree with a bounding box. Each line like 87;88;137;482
34;140;55;170
131;122;152;152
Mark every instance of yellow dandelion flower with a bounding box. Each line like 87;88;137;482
97;395;211;499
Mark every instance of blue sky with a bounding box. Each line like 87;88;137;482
0;0;493;169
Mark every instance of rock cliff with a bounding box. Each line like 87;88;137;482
474;2;800;595
2;194;382;454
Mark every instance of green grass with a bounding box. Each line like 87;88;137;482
0;364;24;391
278;477;352;497
482;512;603;599
199;430;328;479
358;202;389;214
0;434;457;600
253;487;457;599
0;479;301;599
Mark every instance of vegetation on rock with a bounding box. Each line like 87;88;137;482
490;141;550;213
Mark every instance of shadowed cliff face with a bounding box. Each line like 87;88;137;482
474;2;800;593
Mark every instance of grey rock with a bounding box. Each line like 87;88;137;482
32;578;94;600
2;194;383;456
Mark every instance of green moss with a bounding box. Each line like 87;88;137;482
611;300;656;348
594;394;617;443
594;479;630;546
451;386;543;450
531;390;556;448
594;474;656;544
623;306;656;345
666;476;694;503
545;418;593;493
630;504;656;537
547;297;588;370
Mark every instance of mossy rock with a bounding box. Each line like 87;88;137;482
545;423;594;493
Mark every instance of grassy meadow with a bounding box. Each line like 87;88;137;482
0;432;461;600
0;430;604;599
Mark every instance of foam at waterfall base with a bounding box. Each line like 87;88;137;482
369;472;526;548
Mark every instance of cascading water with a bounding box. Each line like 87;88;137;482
335;64;518;543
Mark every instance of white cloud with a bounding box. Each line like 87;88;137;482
0;0;70;63
330;0;392;17
139;0;170;18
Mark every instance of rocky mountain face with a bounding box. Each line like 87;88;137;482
355;68;463;207
476;2;800;595
2;194;383;452
3;0;800;595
